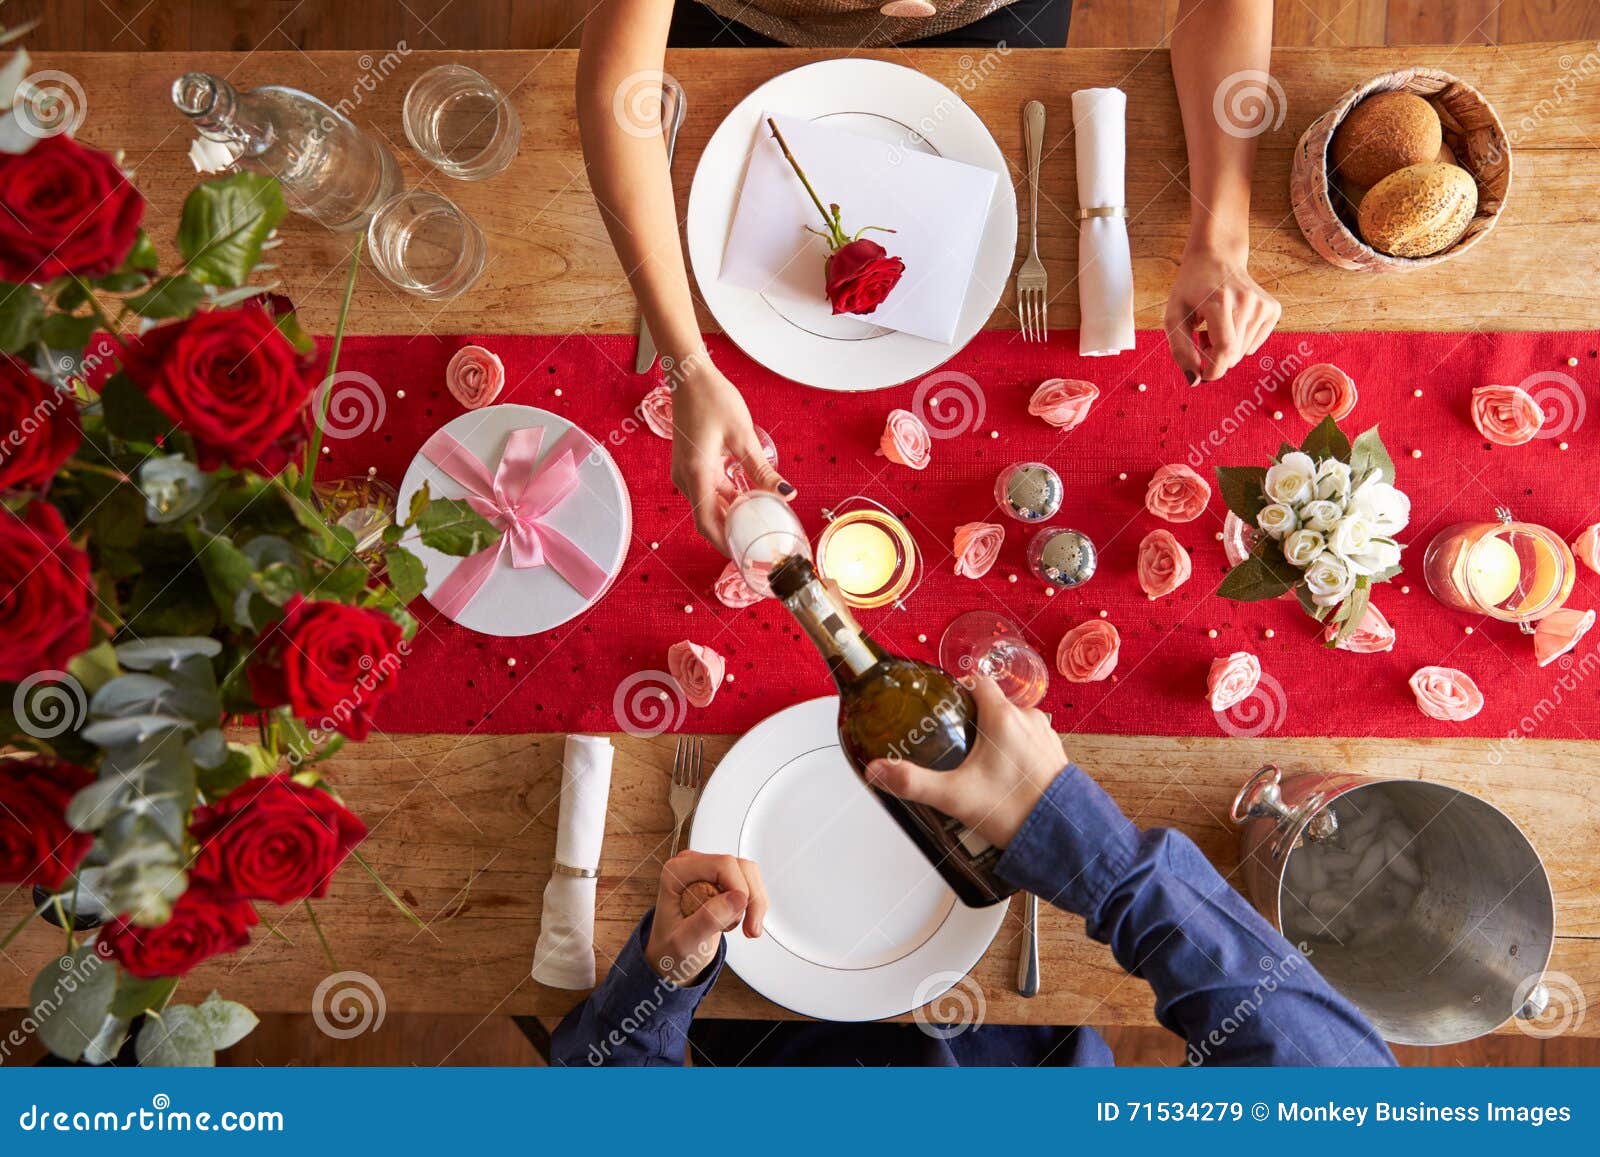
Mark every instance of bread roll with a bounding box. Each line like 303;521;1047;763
1330;91;1443;188
1357;162;1477;258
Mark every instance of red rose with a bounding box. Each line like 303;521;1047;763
825;238;905;316
118;305;312;475
190;774;367;905
247;596;404;741
97;884;258;979
0;756;94;891
0;500;93;682
0;134;144;283
0;355;81;493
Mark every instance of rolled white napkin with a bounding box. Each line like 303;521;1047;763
1071;88;1135;357
531;734;614;988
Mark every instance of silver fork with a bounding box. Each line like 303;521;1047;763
668;735;704;857
1016;99;1048;342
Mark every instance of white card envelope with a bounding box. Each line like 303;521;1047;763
719;112;999;346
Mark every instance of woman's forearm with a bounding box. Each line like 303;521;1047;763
577;0;708;370
1169;0;1273;260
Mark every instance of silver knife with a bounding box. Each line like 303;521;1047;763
635;77;687;374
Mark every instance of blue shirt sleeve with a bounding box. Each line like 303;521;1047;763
996;765;1396;1067
549;909;723;1067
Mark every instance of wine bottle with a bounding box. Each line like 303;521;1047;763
767;553;1016;908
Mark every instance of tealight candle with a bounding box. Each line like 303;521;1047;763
816;506;918;609
1423;510;1575;626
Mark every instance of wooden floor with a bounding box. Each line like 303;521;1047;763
5;0;1600;1068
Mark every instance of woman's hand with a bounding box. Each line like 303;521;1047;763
644;850;768;985
1163;243;1282;384
864;676;1068;849
670;363;794;554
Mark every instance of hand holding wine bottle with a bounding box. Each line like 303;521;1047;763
865;676;1069;850
646;851;768;984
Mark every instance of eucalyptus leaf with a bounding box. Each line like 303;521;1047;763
89;673;177;719
136;1005;217;1067
36;867;116;922
115;636;222;671
187;728;228;769
30;944;116;1063
177;172;286;288
67;776;133;831
111;974;180;1019
80;714;193;748
196;991;259;1051
81;1014;133;1067
139;454;219;524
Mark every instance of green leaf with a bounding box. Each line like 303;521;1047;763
56;279;89;312
384;546;426;603
121;229;160;274
68;641;122;699
1215;465;1268;523
111;974;180;1018
196;990;259;1051
100;373;172;443
137;1005;217;1067
1218;543;1302;603
1330;580;1373;644
189;529;255;623
95;272;147;294
406;481;432;525
273;309;316;355
39;311;99;350
1300;415;1351;462
126;274;205;319
1296;582;1332;620
1349;424;1396;485
177;172;286;288
414;497;499;557
0;280;44;353
30;945;116;1062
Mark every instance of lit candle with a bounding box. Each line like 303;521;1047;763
823;519;898;597
1467;534;1521;608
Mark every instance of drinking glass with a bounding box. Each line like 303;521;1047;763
366;190;487;300
1423;508;1575;628
724;425;778;491
722;490;812;597
403;65;521;180
939;611;1049;708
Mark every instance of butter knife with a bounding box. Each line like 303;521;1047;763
635;77;687;374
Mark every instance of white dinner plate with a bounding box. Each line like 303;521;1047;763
689;696;1009;1021
687;58;1018;392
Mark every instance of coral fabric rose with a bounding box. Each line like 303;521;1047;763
97;885;259;980
1221;511;1260;568
1408;665;1484;721
1290;363;1358;423
190;774;368;906
1137;529;1191;600
878;408;931;470
1027;379;1099;431
1326;603;1396;653
0;500;93;683
1571;525;1600;576
0;356;80;493
0;756;94;891
714;560;765;608
1207;652;1262;712
0;134;144;283
1057;619;1120;682
1145;463;1211;523
247;596;404;741
639;384;674;439
119;304;313;475
1534;608;1595;668
445;344;504;409
825;237;905;316
1470;384;1544;446
952;522;1004;579
668;640;726;708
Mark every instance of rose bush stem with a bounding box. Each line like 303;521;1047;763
765;117;848;249
299;233;364;500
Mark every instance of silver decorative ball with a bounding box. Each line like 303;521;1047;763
1027;527;1097;589
994;462;1064;522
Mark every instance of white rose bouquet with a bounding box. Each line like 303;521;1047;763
1215;417;1408;644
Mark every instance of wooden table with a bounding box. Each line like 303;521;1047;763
4;46;1599;1034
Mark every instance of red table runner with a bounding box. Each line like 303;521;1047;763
325;328;1600;743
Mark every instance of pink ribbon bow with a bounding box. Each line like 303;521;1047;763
421;425;611;621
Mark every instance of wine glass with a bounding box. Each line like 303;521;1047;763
722;489;811;596
938;610;1050;708
724;425;778;492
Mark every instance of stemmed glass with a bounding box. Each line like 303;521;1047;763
939;611;1050;708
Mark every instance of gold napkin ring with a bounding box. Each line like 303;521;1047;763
553;861;598;879
1078;206;1126;220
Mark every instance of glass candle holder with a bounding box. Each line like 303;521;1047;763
313;476;397;555
1027;527;1097;589
994;462;1064;522
1423;508;1575;628
815;501;919;609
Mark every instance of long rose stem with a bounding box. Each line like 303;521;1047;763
766;117;846;248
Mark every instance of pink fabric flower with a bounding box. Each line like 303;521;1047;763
1408;665;1484;721
1571;524;1600;575
1326;603;1396;653
952;522;1004;578
1137;529;1191;600
445;345;504;409
878;408;931;470
1221;511;1259;568
639;385;674;439
1027;378;1099;431
1534;608;1595;667
1145;464;1211;523
1470;384;1544;446
1207;652;1261;712
668;640;726;708
1056;620;1120;682
714;560;765;609
1290;363;1357;423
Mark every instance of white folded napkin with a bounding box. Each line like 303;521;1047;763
531;734;614;989
719;111;998;345
1071;88;1135;357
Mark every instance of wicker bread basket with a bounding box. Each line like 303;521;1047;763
1290;68;1512;271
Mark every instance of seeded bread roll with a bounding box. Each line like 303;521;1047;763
1357;162;1478;258
1330;91;1443;188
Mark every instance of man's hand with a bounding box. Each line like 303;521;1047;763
670;364;794;554
864;676;1068;849
644;850;768;985
1163;244;1282;384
